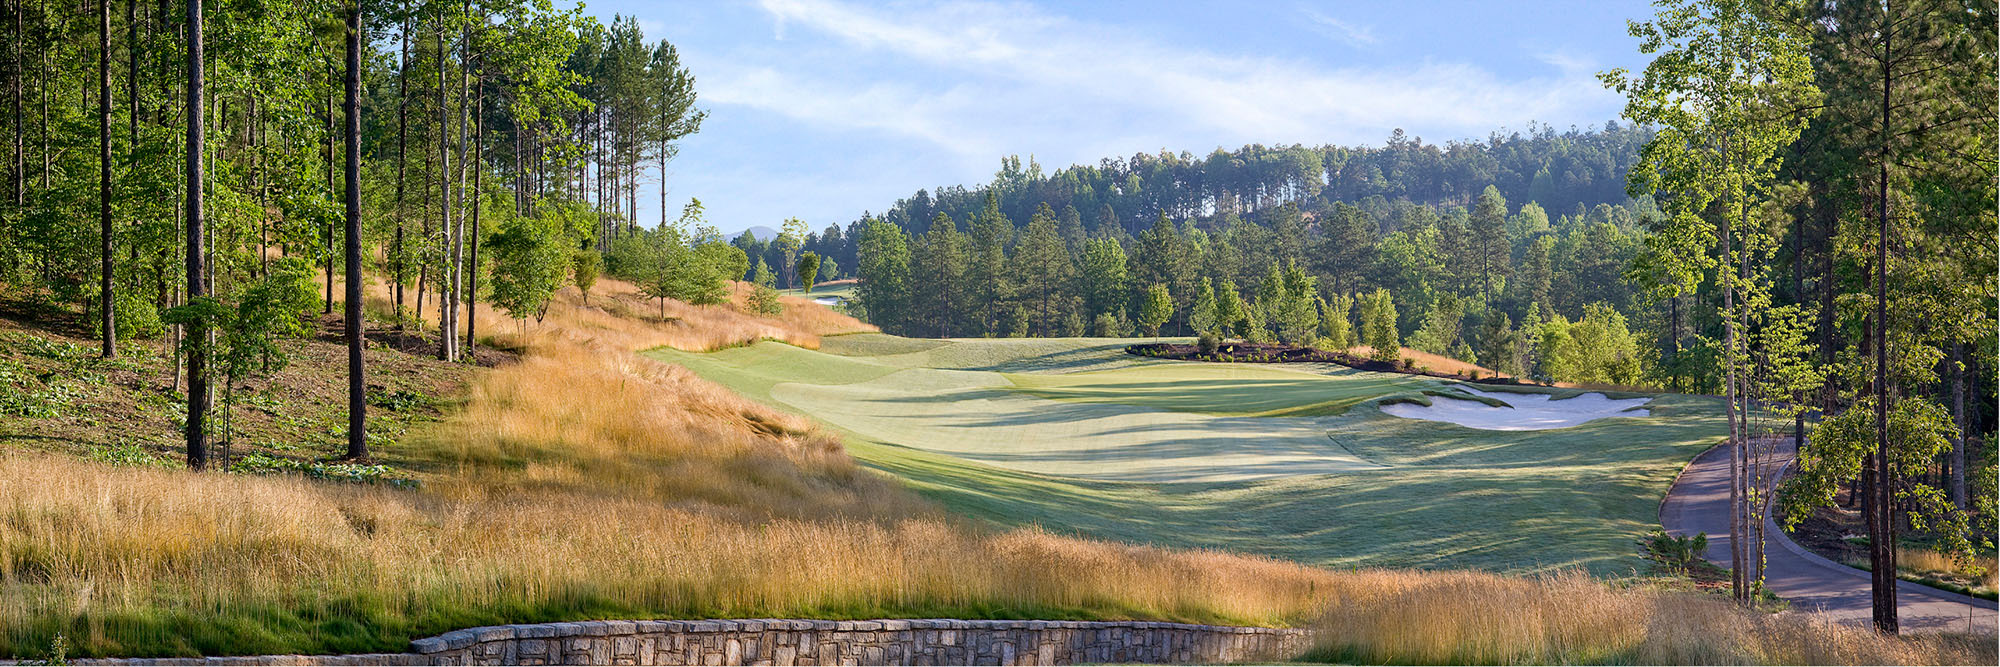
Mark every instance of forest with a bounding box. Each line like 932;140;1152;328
0;0;718;466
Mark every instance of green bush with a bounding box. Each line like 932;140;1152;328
91;292;164;341
228;453;407;486
1638;529;1708;574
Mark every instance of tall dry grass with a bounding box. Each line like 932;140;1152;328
0;456;1340;657
469;277;873;354
1306;569;1995;665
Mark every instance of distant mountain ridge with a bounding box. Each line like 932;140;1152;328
728;225;779;242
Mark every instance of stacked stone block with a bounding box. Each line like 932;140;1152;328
33;618;1313;666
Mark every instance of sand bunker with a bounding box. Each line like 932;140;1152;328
1380;386;1651;430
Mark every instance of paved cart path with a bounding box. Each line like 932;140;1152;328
1660;440;1996;634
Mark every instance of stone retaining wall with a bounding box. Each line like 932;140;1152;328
44;618;1315;666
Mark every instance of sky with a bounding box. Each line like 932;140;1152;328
571;0;1656;238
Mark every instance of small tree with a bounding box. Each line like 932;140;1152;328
1189;277;1218;338
1532;315;1578;383
489;212;570;327
1477;311;1517;375
1274;261;1320;345
698;242;749;292
748;259;783;315
1004;305;1030;338
1321;293;1354;351
1214;280;1244;341
164;259;317;465
1093;312;1127;337
1137;284;1173;337
797;251;822;294
1363;289;1400;361
572;248;601;304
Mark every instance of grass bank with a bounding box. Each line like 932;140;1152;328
1303;569;1992;664
0;281;1335;659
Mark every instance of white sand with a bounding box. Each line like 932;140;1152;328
1379;386;1652;431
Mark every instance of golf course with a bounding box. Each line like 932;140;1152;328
650;333;1730;575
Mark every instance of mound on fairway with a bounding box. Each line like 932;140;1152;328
1380;386;1653;430
651;334;1728;575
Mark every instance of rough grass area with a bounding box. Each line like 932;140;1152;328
657;336;1729;574
1304;569;1993;665
0;283;1338;659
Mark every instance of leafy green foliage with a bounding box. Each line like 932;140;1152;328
227;453;406;486
571;249;602;303
1782;397;1973;558
796;252;821;294
1136;284;1172;337
1638;529;1709;575
1360;289;1399;361
488;209;575;323
748;259;782;315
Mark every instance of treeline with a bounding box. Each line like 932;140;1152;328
0;1;714;468
723;122;1648;292
883;122;1651;240
850;171;1659;388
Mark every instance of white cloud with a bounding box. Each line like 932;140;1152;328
730;0;1616;165
1299;5;1378;48
648;0;1627;232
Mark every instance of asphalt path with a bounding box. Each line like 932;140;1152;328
1659;439;1997;634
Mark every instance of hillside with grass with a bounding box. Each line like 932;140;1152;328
0;281;1349;658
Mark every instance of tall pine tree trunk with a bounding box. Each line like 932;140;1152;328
99;0;115;357
324;94;336;313
10;0;21;209
393;11;408;333
1868;18;1898;633
466;71;482;356
343;1;367;460
185;0;208;470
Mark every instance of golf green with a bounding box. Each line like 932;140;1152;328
646;334;1727;575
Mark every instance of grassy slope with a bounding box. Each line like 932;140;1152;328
653;334;1729;575
1;285;1348;659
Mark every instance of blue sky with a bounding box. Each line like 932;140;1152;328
573;0;1654;237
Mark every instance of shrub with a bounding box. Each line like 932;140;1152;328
1093;312;1129;337
1638;529;1708;574
1197;331;1220;355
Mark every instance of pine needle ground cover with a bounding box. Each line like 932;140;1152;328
652;333;1730;575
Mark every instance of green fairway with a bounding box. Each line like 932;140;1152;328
1007;363;1439;417
646;334;1727;575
